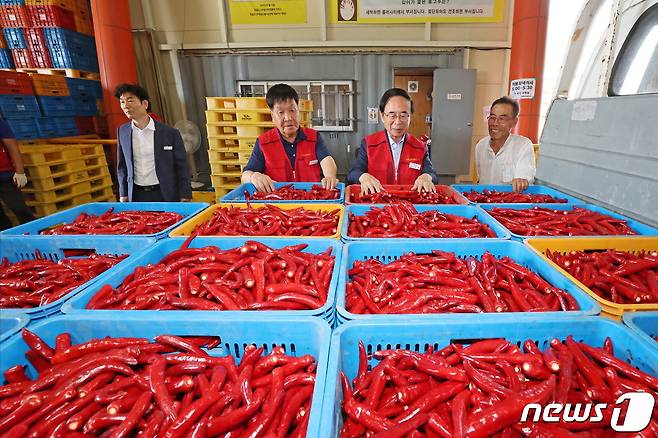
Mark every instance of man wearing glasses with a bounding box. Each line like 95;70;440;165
347;88;437;194
476;96;536;192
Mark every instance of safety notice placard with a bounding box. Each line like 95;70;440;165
332;0;504;23
229;0;307;25
509;78;536;99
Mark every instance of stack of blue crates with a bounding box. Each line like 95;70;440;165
44;28;98;73
0;48;14;68
2;28;25;49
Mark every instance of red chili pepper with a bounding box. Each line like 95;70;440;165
464;189;568;204
86;241;336;312
488;206;638;237
40;208;183;235
246;184;340;201
350;185;462;204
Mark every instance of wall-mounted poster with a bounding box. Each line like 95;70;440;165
229;0;307;25
333;0;504;23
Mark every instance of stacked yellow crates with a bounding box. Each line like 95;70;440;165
19;142;114;217
205;96;313;196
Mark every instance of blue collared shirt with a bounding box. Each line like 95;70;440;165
244;129;331;175
387;132;405;173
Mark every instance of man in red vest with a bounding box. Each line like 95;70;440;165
347;88;437;194
241;83;338;193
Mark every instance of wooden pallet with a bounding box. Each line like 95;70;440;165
16;68;100;80
22;181;93;204
24;154;106;179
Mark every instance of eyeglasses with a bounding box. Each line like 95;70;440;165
384;112;410;122
487;115;514;123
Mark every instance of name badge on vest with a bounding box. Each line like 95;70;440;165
409;162;421;170
309;159;319;165
163;145;173;151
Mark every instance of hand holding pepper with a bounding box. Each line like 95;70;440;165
411;173;436;193
511;178;529;193
322;175;339;190
250;171;276;193
358;173;384;195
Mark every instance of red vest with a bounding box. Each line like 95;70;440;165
260;127;321;182
0;145;14;172
365;130;426;184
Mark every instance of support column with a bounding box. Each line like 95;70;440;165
509;0;549;143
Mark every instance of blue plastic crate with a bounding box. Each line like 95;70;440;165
62;237;343;323
35;116;58;137
0;48;15;69
480;203;658;240
452;184;585;205
342;204;510;241
53;116;78;136
37;95;75;116
0;314;28;342
0;202;209;238
0;94;41;119
65;77;102;98
2;27;25;49
321;317;658;438
335;239;600;325
0;313;330;437
0;235;155;319
73;96;98;115
624;312;658;353
44;28;98;72
0;0;25;4
222;182;346;204
4;117;39;139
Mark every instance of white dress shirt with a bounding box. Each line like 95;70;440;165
131;117;159;186
475;133;536;184
386;132;406;174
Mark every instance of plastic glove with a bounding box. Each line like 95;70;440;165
13;173;27;189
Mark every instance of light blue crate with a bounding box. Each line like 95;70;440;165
342;204;510;241
321;317;658;438
0;314;28;342
623;312;658;353
335;239;600;325
0;202;209;239
0;235;155;319
62;237;342;323
0;313;330;437
479;203;658;240
221;182;346;204
2;27;26;49
0;48;15;69
452;184;585;205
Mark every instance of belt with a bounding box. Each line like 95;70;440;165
134;184;160;192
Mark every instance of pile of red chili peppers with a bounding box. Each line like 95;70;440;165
192;204;340;237
340;336;658;437
547;248;658;304
40;209;183;235
87;241;335;311
347;202;496;238
350;188;461;204
487;206;638;236
346;250;578;314
245;184;340;201
0;253;126;308
464;190;568;204
0;329;316;437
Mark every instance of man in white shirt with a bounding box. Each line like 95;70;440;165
475;96;536;192
115;84;191;202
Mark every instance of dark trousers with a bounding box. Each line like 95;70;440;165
133;185;165;202
0;180;35;230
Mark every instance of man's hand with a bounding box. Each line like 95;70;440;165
321;176;339;190
119;196;129;202
411;174;435;193
12;173;27;189
251;172;276;193
358;173;383;195
511;178;529;193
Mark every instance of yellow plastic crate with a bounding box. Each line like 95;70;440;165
20;143;103;165
26;0;75;10
209;161;243;176
206;97;239;110
22;181;92;203
526;237;658;319
89;185;115;201
25;170;89;191
24;154;105;179
208;137;257;150
27;192;93;217
206;124;272;138
208;150;250;164
210;174;241;188
169;203;344;239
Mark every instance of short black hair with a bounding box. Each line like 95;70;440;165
114;83;150;106
379;88;414;113
491;96;520;118
266;83;299;109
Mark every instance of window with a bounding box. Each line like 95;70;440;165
610;4;658;96
237;81;355;131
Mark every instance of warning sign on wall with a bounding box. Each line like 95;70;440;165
229;0;307;25
509;78;536;99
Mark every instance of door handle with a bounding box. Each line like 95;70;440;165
466;122;472;127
